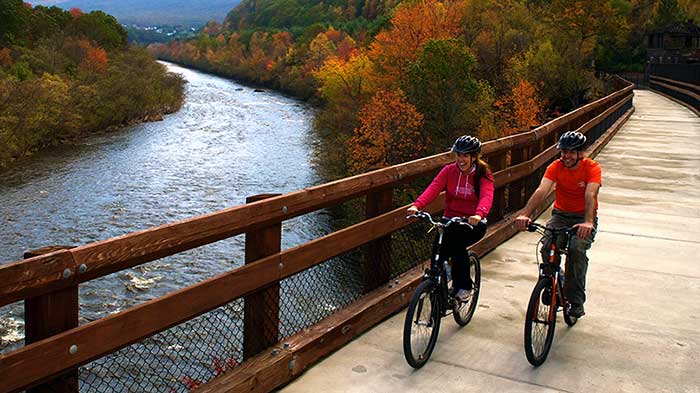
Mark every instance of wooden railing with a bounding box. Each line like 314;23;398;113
0;80;634;393
649;74;700;115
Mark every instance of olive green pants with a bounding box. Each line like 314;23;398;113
540;209;598;305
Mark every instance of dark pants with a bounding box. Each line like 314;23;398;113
541;209;598;305
432;220;487;291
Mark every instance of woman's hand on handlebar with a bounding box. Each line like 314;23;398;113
407;205;419;215
515;215;532;231
467;214;482;226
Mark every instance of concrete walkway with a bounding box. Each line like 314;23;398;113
279;90;700;393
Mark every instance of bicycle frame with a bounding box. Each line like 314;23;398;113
530;223;575;319
426;224;452;315
414;212;474;314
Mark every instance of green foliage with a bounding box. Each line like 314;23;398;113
404;39;482;147
9;60;32;80
654;0;686;29
0;0;30;46
72;11;128;50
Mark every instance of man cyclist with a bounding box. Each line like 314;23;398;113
515;131;601;318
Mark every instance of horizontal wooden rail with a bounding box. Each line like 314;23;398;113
650;75;700;95
649;75;700;116
0;198;446;392
0;156;450;307
0;78;634;393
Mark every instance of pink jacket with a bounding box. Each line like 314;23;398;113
414;163;494;218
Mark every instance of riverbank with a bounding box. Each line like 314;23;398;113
0;50;185;172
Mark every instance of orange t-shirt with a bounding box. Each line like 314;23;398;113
544;158;602;214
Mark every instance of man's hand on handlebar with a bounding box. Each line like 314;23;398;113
573;221;594;239
515;215;532;231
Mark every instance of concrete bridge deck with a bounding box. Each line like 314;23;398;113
279;90;700;393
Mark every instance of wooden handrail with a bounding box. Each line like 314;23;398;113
650;75;700;94
0;79;634;393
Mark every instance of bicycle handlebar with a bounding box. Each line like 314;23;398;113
527;222;575;236
407;211;474;229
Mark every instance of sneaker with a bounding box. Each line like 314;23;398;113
455;289;472;302
570;303;585;318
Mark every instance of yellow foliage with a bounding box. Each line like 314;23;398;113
314;51;377;106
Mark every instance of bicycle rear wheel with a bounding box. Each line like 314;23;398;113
403;280;441;369
524;278;557;366
453;251;481;326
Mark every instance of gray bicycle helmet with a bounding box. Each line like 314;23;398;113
556;131;586;151
451;135;481;154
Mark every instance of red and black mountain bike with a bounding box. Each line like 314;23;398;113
523;222;579;366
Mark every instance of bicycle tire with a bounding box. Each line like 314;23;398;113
524;278;557;366
453;251;481;326
403;280;441;368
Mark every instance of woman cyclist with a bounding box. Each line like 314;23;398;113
407;135;494;302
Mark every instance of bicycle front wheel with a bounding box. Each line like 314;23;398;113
403;280;441;369
524;278;557;366
453;251;481;326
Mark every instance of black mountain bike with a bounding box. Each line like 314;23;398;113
403;211;481;369
523;222;578;366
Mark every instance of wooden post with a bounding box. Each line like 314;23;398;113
24;245;78;393
486;152;507;221
243;194;282;360
364;187;393;292
508;145;528;212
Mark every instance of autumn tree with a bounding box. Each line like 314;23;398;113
0;47;13;68
368;0;465;86
315;51;377;110
494;79;545;135
460;0;536;95
80;45;108;74
347;89;425;174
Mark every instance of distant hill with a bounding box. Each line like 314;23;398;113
29;0;241;27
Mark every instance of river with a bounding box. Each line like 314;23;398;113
0;62;332;352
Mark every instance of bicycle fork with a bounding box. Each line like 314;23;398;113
546;243;559;322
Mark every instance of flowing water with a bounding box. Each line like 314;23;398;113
0;62;331;352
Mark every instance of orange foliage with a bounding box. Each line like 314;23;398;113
324;27;342;43
348;89;426;173
495;79;545;135
69;8;83;18
368;0;464;84
0;48;13;67
80;46;108;74
336;36;357;61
